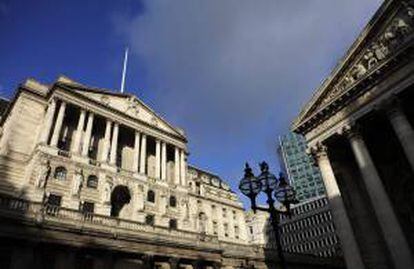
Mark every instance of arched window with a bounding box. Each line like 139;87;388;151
54;166;67;181
169;196;177;207
86;175;98;189
147;190;155;203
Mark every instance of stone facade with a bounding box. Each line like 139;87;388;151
245;196;341;258
293;1;414;269
0;76;343;269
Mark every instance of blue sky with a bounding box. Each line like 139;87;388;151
0;0;382;206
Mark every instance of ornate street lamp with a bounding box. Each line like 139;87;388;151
239;162;297;269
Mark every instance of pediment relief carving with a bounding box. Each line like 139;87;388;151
302;2;414;122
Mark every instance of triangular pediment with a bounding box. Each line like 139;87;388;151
56;80;185;139
293;0;413;130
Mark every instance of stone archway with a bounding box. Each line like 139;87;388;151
110;185;131;217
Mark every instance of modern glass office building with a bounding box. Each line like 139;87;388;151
278;132;325;202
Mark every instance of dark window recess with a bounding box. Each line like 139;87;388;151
169;219;177;230
169;196;177;207
87;175;98;189
146;215;155;226
82;202;95;214
47;194;62;206
147;190;155;202
54;166;67;181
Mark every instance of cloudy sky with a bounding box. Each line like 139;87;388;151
0;0;382;205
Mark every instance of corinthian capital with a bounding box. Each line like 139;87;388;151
310;142;328;160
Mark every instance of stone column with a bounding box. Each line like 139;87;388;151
346;127;414;269
71;109;86;153
155;139;161;178
100;120;112;162
140;134;147;174
81;112;94;156
312;143;365;269
161;142;167;180
174;147;180;185
133;131;141;172
109;123;119;165
385;102;414;171
39;98;56;144
180;149;186;186
50;101;66;147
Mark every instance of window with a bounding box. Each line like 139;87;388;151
234;225;239;239
169;196;177;207
47;194;62;206
232;210;237;220
147;190;155;203
46;194;61;216
169;219;177;230
81;201;95;214
222;208;227;218
145;214;155;226
54;166;67;181
224;223;229;237
86;175;98;189
213;221;218;235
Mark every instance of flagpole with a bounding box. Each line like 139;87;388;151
120;47;129;93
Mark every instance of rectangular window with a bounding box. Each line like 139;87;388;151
82;201;95;214
146;214;155;226
222;208;227;218
169;219;177;230
234;225;239;239
224;223;229;237
213;221;218;235
46;194;62;216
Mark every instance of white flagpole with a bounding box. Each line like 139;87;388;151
120;47;129;93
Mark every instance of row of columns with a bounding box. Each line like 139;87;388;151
312;99;414;269
39;99;187;185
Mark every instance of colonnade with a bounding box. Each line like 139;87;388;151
312;98;414;269
39;98;187;185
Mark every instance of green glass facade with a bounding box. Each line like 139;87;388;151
278;133;325;202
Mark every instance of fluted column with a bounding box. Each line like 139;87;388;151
346;126;414;269
100;120;112;162
311;143;365;269
174;147;180;185
385;102;414;172
81;112;94;156
39;99;57;144
133;131;141;172
109;123;119;165
161;142;167;180
50;101;66;147
71;109;86;153
139;134;147;174
180;149;186;186
155;139;161;178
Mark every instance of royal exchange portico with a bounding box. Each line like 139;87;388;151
293;1;414;269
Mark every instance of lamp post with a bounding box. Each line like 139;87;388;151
239;162;297;269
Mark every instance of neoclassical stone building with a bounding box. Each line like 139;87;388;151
0;76;255;269
293;1;414;269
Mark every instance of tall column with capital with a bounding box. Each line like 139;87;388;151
39;99;57;144
100;120;112;162
133;131;141;172
385;102;414;171
346;127;414;269
155;139;161;178
180;149;186;186
174;147;180;185
312;143;365;269
139;134;147;174
50;101;67;147
81;112;94;156
109;123;119;165
161;142;167;180
71;109;86;153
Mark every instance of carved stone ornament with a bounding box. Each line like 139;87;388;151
72;168;84;196
100;95;110;106
36;159;51;189
126;98;140;116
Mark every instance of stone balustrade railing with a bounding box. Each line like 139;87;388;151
0;194;220;249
